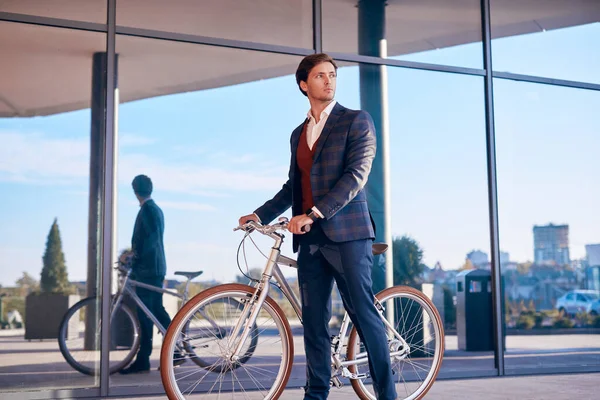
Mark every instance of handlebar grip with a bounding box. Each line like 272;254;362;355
301;224;311;233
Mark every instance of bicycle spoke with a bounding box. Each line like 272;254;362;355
346;287;444;400
161;286;292;400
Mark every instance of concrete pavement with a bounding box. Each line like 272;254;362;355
1;328;599;398
119;372;599;399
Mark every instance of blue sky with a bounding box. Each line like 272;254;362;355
0;23;598;287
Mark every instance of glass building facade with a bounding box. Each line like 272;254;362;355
0;0;598;398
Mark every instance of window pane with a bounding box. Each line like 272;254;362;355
117;0;312;48
114;34;305;392
0;0;106;24
0;22;105;393
324;63;494;375
386;68;494;374
495;79;600;373
322;0;483;69
491;0;600;83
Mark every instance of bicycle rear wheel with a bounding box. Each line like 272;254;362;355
58;296;140;375
160;283;293;400
346;286;444;400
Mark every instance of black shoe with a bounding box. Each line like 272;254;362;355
119;361;150;375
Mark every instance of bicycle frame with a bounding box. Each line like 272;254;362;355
230;221;409;381
110;268;217;337
271;261;408;379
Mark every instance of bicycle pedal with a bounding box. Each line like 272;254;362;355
349;372;367;380
330;377;343;388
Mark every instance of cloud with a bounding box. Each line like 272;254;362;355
161;201;217;212
119;133;158;147
118;153;285;195
209;152;257;164
525;91;540;101
0;131;88;185
170;145;209;157
0;130;287;195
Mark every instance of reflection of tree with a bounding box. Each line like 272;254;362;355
15;272;39;296
392;236;425;287
458;259;476;271
517;261;532;275
40;219;71;294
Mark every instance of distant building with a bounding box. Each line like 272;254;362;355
585;244;600;267
467;250;488;267
503;261;518;271
533;224;570;266
586;266;600;292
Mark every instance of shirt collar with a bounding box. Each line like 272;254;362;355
306;100;337;122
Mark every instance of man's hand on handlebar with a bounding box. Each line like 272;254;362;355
236;213;312;234
288;214;313;234
238;213;260;228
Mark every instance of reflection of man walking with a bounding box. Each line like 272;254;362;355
239;54;396;399
120;174;173;374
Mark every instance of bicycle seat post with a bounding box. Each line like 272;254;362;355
183;278;192;302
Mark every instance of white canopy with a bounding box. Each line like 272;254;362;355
1;0;598;117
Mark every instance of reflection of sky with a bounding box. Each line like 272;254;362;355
0;24;598;286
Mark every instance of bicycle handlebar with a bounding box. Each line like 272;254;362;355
234;217;311;235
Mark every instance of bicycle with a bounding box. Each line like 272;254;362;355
160;218;444;400
58;257;255;376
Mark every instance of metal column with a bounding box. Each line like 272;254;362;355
358;0;393;293
481;0;505;375
100;0;118;395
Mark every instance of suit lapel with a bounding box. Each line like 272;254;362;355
312;102;344;164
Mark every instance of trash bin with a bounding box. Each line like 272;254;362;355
456;269;493;351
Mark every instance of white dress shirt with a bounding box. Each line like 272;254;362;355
306;100;337;150
304;100;336;218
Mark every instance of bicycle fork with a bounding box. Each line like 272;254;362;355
228;236;284;361
227;279;270;362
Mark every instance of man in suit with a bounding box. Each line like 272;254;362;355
238;54;396;399
120;174;174;374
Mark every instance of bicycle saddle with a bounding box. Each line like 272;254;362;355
372;243;388;255
174;270;203;280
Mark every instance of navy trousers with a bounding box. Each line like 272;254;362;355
297;224;396;400
135;276;171;366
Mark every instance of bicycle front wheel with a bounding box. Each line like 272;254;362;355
183;297;259;371
160;283;294;400
58;296;140;375
346;286;445;400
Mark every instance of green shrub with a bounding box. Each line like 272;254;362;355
516;314;535;329
534;312;544;328
553;316;574;329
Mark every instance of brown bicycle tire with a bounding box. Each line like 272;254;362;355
160;283;294;400
346;285;445;400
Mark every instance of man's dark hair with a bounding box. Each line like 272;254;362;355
295;53;338;97
132;174;153;197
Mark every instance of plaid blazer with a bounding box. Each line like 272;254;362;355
255;102;376;252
